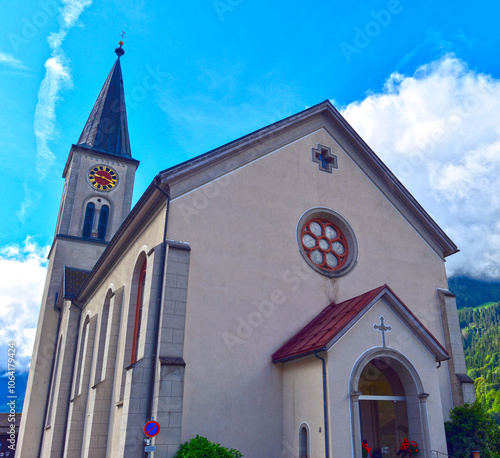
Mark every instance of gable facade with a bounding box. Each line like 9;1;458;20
19;48;471;458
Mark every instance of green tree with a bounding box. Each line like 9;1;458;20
445;401;500;457
174;435;243;458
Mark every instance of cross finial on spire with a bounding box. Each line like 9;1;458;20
115;31;126;57
115;40;125;57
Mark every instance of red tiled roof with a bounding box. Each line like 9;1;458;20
272;285;387;362
272;284;449;363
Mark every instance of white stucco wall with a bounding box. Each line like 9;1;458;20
282;358;326;458
163;125;451;457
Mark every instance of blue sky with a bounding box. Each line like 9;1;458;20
2;0;500;371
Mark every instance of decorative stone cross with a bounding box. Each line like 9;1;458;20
373;316;391;347
312;144;338;173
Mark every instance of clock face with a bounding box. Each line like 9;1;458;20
88;165;118;191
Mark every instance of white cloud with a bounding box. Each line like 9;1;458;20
47;30;68;50
34;54;72;178
0;237;49;372
59;0;93;29
33;0;92;180
341;54;500;280
16;184;41;223
0;51;28;70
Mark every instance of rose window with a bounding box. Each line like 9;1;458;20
300;218;348;271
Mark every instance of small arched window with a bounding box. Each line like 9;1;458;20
299;424;309;458
97;205;109;240
82;202;95;237
131;260;147;364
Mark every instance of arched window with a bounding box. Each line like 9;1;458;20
82;202;95;237
358;359;409;457
131;260;147;364
73;316;90;397
97;205;109;240
299;423;309;458
94;293;111;385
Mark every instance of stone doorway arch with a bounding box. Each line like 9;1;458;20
350;348;430;458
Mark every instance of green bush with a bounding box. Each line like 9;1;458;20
174;435;243;458
445;401;500;457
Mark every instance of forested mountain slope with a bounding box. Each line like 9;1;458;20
449;276;500;423
449;276;500;309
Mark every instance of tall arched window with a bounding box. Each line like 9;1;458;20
131;260;147;364
73;316;90;397
97;205;109;240
94;293;111;385
82;202;95;237
299;424;309;458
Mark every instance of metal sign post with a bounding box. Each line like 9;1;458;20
144;420;160;456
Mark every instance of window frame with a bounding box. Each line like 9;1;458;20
299;422;310;458
97;204;109;240
297;207;358;278
82;202;95;237
131;260;147;364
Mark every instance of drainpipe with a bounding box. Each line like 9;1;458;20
146;178;170;422
314;351;330;458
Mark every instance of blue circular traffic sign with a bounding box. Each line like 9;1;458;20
144;420;160;437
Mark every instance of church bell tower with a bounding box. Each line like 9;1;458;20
55;41;139;243
18;42;139;457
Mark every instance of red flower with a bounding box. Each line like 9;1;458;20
397;439;419;456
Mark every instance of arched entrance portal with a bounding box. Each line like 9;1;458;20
358;359;409;456
350;349;430;458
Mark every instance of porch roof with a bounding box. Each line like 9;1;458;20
272;284;449;363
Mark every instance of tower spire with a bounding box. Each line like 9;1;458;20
77;41;131;157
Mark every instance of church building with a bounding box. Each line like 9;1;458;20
18;43;474;458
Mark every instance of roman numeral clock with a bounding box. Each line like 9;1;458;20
88;165;118;191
